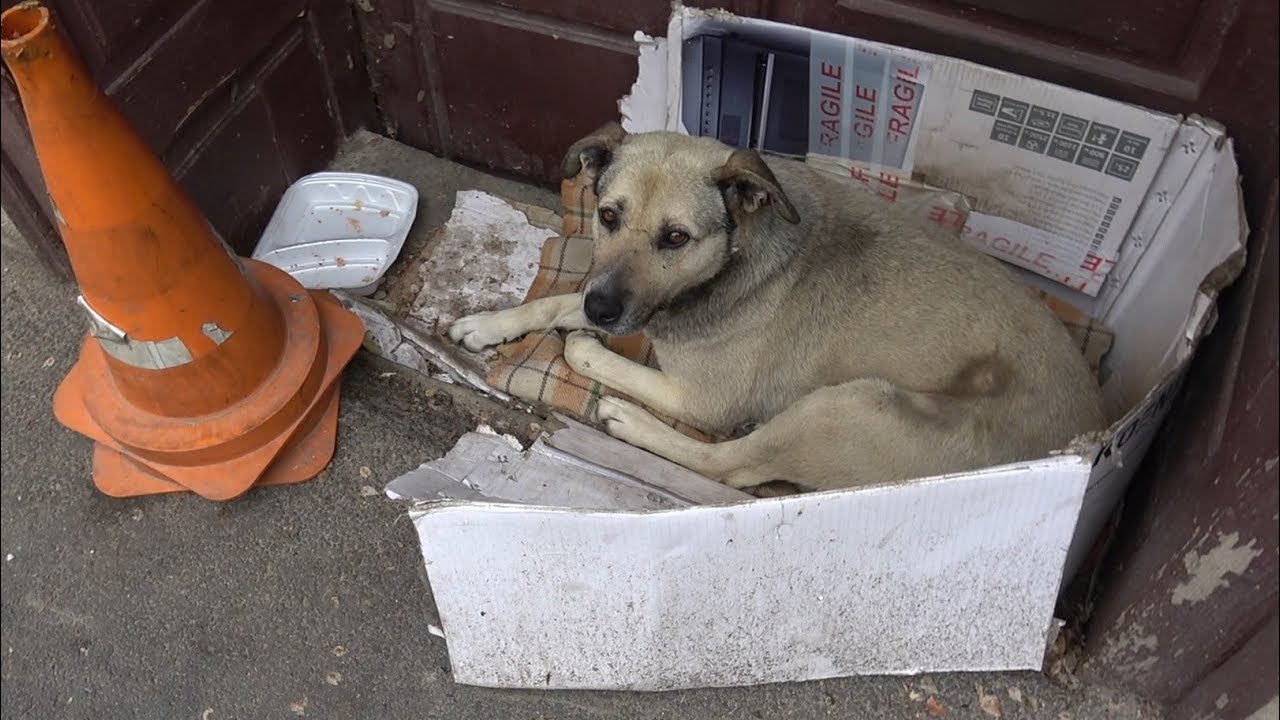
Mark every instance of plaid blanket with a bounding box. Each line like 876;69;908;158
484;175;1113;441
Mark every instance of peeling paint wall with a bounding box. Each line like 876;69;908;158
1171;532;1263;606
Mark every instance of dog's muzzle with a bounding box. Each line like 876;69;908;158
584;288;625;328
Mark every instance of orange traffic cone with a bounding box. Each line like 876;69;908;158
1;2;365;500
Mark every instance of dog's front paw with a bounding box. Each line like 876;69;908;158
448;310;517;352
563;330;605;373
595;396;659;446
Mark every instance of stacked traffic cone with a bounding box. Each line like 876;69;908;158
1;2;365;500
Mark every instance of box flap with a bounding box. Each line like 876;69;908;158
413;455;1090;690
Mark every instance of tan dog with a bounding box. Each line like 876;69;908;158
449;123;1106;491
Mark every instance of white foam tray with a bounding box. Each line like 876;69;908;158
252;171;419;296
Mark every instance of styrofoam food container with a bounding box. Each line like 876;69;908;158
252;171;419;296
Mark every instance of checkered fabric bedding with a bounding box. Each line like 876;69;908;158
483;174;1114;441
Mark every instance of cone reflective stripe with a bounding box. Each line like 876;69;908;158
1;2;364;499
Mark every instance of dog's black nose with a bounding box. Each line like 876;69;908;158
584;290;624;326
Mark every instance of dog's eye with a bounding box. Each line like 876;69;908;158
599;207;618;229
660;230;690;249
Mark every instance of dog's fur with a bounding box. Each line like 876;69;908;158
449;123;1106;491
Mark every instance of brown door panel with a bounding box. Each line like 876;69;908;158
782;0;1238;101
953;0;1204;61
102;0;310;156
0;0;376;266
427;5;639;180
358;0;771;184
172;27;348;254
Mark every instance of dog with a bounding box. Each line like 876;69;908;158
449;122;1106;492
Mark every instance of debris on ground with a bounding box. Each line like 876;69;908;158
977;683;1004;717
1044;627;1085;689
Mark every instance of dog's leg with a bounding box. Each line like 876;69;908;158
600;380;974;491
563;331;688;420
449;293;587;351
595;395;720;465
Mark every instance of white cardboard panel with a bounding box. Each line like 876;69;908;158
414;456;1090;690
1098;139;1245;414
1093;119;1218;319
620;33;669;133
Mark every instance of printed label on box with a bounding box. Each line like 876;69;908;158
962;213;1113;295
782;32;1179;296
903;74;1178;296
808;36;930;173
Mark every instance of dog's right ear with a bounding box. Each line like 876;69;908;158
561;122;628;181
713;149;800;225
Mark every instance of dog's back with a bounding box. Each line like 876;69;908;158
721;157;1106;468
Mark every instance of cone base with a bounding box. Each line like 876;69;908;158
88;384;342;498
54;286;363;500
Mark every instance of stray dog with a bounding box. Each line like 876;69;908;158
449;123;1106;491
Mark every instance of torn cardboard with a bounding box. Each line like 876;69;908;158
387;418;750;510
409;190;557;330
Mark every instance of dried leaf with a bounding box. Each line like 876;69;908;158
325;670;342;686
908;689;924;702
359;485;378;497
358;466;372;479
1007;686;1024;705
924;695;947;717
919;678;939;696
977;685;1003;718
331;645;347;657
201;710;214;720
289;697;307;716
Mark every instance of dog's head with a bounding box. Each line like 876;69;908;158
562;122;800;335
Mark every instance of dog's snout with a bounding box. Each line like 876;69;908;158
584;289;625;327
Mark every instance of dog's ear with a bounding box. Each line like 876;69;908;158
561;122;628;181
713;149;800;225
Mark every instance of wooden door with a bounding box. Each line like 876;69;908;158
0;0;377;269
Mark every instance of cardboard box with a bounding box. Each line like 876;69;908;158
386;6;1247;691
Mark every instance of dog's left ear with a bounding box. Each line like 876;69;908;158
561;122;628;181
713;149;800;225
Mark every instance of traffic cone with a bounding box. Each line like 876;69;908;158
1;2;365;500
